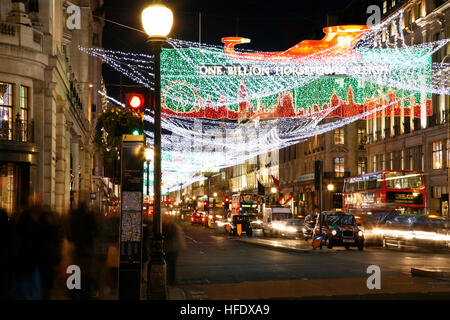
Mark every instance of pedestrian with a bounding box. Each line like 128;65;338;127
65;203;99;299
0;208;12;299
161;216;186;285
9;206;63;300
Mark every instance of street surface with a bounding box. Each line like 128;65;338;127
174;221;450;299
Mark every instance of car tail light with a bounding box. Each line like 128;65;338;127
202;217;205;222
191;217;194;222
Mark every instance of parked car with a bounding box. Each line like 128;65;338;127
313;211;364;250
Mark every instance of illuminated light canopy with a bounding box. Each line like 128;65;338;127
79;10;450;190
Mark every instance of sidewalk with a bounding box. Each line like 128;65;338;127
183;276;450;300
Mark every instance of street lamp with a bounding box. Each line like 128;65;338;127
142;1;173;300
327;184;335;192
213;192;218;197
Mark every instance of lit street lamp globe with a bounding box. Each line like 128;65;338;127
213;192;218;197
145;147;153;161
327;184;335;191
271;187;277;194
141;4;174;38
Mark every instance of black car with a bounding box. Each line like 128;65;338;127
302;214;317;240
228;214;254;236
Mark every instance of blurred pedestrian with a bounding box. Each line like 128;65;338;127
0;208;12;299
161;216;186;285
9;206;63;300
65;204;99;299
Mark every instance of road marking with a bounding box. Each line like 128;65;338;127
185;235;198;243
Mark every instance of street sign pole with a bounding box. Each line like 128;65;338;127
118;134;145;300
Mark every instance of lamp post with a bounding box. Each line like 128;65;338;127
145;147;152;199
141;1;173;300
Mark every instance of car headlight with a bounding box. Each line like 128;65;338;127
358;230;363;237
287;226;297;233
216;215;222;219
331;230;337;236
209;215;213;219
279;225;287;231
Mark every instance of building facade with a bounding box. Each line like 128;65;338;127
0;0;107;215
365;0;450;216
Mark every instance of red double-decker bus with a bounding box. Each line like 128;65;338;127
231;193;259;216
343;170;426;217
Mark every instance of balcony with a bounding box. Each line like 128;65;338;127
384;128;391;139
0;117;34;143
0;21;43;52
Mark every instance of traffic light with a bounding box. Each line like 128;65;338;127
125;93;145;111
203;201;208;211
224;197;230;203
123;87;149;118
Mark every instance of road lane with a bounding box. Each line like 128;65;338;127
176;222;450;288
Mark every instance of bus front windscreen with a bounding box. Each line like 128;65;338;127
384;172;423;189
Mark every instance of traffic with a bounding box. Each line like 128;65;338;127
157;172;450;252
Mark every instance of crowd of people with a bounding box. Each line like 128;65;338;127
0;203;185;300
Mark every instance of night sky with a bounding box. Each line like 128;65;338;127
101;0;357;97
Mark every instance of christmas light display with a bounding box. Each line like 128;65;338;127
80;10;449;189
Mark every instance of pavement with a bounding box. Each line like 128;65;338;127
169;276;450;300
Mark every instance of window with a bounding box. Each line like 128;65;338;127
432;141;443;169
357;128;366;145
372;155;377;172
383;1;388;14
416;2;422;19
389;152;393;170
447;140;450;168
381;154;386;170
391;0;396;7
20;86;29;122
334;157;344;177
357;157;367;175
0;82;13;139
334;128;344;145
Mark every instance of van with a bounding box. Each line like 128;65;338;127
262;206;293;237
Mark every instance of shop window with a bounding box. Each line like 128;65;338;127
334;157;344;178
432;141;443;169
334;128;344;145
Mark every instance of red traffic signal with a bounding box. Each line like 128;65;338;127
203;201;208;206
224;197;230;203
125;93;145;110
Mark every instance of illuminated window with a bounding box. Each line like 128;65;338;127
334;128;344;145
432;141;443;169
357;157;367;175
20;86;29;122
0;82;13;139
383;1;388;14
358;128;366;145
334;157;344;177
447;139;450;168
372;155;377;172
391;0;396;7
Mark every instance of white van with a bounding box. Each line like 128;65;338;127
262;206;293;236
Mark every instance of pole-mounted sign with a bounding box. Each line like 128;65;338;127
119;134;145;300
